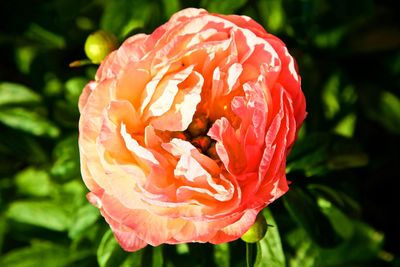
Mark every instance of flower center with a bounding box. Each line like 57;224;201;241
170;113;219;160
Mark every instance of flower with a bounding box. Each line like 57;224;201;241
78;8;306;251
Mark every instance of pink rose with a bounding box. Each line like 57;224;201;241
79;8;306;251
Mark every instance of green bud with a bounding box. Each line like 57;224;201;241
241;213;268;243
84;30;117;64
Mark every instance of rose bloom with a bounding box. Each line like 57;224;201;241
79;8;306;251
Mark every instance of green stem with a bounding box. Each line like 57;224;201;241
246;242;253;267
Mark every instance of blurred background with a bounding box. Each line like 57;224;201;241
0;0;399;266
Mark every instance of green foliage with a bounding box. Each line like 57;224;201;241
0;82;41;106
6;201;72;231
0;242;91;267
254;209;285;267
0;0;399;266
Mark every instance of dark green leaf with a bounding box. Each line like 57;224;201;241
53;100;79;128
327;139;368;170
373;91;400;134
152;246;163;267
315;197;355;240
0;82;41;106
258;0;285;33
307;184;361;217
287;220;385;267
6;201;72;231
120;249;145;267
51;135;80;181
65;77;88;105
200;0;247;14
15;168;53;197
97;229;143;267
56;180;86;209
0;242;90;267
161;0;181;19
25;24;66;49
0;215;6;252
214;243;230;267
0;129;47;163
254;208;285;267
68;203;100;240
283;187;342;247
315;221;384;266
286;133;330;176
101;0;154;38
0;107;60;138
14;46;38;74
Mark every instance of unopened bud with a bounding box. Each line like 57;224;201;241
241;213;268;243
84;30;118;64
188;114;209;137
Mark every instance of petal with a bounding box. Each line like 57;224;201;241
143;65;195;119
208;117;246;175
150;71;203;131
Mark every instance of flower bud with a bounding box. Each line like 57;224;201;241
241;213;268;243
84;30;117;64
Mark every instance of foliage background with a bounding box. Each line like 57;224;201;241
0;0;399;266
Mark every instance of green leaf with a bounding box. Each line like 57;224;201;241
333;113;357;137
214;243;230;267
322;74;341;119
258;0;285;33
100;0;154;39
0;82;41;106
6;201;72;231
14;46;38;74
161;0;181;19
51;135;80;181
25;24;66;49
254;208;285;267
0;242;90;267
0;215;6;252
307;184;361;217
315;197;355;241
120;250;145;267
15;168;53;197
152;246;163;267
53;100;79;128
0;129;47;163
68;203;100;240
200;0;247;14
97;229;142;267
313;26;349;48
321;73;357;120
286;133;330;176
56;180;86;209
287;220;385;267
376;91;400;134
283;187;342;247
65;77;88;105
327;138;368;170
0;108;60;138
316;221;384;266
287;133;368;175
